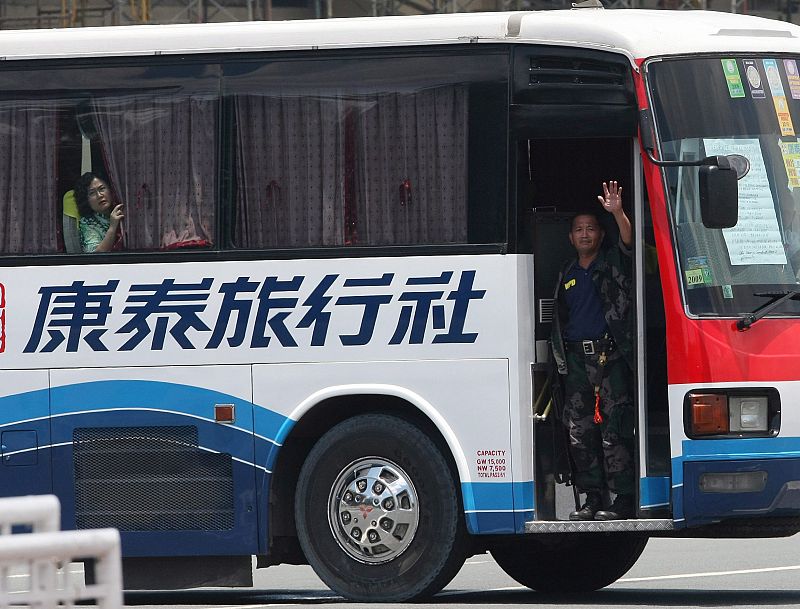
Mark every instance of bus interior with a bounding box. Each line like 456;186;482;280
517;134;671;520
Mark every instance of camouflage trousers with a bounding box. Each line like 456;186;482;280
562;348;635;495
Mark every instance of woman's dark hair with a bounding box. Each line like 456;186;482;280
74;171;109;217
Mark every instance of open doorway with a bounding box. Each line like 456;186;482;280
520;136;669;520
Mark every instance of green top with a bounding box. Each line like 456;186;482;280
79;213;110;253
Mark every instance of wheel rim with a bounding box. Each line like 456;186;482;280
327;456;420;564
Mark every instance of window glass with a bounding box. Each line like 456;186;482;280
650;57;800;317
0;62;220;255
224;51;508;249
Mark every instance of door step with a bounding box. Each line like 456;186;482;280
524;519;674;533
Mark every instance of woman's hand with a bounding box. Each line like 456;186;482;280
109;203;125;228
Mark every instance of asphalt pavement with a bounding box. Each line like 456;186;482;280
123;534;800;609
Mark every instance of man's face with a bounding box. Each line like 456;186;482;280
569;214;604;257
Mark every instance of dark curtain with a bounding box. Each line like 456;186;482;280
94;95;218;250
0;102;59;254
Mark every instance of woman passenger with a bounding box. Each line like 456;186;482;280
74;172;124;253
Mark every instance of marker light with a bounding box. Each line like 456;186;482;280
729;396;768;432
689;393;728;436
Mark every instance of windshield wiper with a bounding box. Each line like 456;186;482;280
737;290;800;331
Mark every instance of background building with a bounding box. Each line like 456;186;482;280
0;0;791;31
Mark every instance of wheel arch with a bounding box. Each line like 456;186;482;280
261;384;470;566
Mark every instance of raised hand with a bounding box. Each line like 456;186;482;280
598;181;622;215
110;203;125;227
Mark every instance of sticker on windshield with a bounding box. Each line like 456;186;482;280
784;59;800;99
743;60;766;99
722;285;734;299
703;138;788;266
685;269;705;287
763;59;795;136
721;59;746;98
779;141;800;188
685;256;712;288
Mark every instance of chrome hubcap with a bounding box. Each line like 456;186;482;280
328;457;420;564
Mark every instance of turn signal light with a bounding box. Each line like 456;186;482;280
689;393;728;436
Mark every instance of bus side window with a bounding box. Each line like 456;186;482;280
86;83;219;252
224;52;508;250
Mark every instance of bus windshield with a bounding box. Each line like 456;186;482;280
649;55;800;318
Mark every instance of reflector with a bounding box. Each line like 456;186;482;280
699;471;767;493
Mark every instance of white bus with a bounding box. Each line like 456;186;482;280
1;7;800;601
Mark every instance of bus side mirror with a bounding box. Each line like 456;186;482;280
699;157;738;229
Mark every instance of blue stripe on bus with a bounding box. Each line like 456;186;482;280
640;476;670;508
52;380;284;434
681;437;800;459
0;381;292;472
461;482;534;534
465;511;526;534
51;379;290;439
0;388;50;426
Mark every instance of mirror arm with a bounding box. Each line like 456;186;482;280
642;147;703;167
638;111;733;171
642;147;728;169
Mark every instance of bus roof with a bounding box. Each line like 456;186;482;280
0;9;798;64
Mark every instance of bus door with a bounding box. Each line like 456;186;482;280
0;370;52;498
524;140;673;521
48;365;259;556
636;166;672;518
522;135;636;518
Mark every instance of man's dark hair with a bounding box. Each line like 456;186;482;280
570;210;603;230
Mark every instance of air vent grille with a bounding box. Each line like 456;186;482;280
529;56;627;88
73;426;234;532
514;52;633;106
539;298;555;324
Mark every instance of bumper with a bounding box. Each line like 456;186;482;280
683;458;800;527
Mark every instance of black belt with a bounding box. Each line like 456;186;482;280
565;338;615;356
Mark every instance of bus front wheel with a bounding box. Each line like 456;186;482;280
295;414;467;602
490;532;648;592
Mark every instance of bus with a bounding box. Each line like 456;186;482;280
0;7;799;601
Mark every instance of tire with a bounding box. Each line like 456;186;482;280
490;532;648;593
295;414;468;602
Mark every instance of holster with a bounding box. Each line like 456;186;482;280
547;341;573;485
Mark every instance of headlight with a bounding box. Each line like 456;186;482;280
729;396;768;432
686;390;779;438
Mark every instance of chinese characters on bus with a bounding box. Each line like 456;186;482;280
23;271;485;353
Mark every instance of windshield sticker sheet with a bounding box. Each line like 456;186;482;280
703;138;788;265
764;59;796;136
784;60;800;100
721;59;746;98
779;141;800;189
685;256;712;288
744;60;766;99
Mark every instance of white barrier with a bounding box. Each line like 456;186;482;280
0;495;123;609
0;495;60;534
